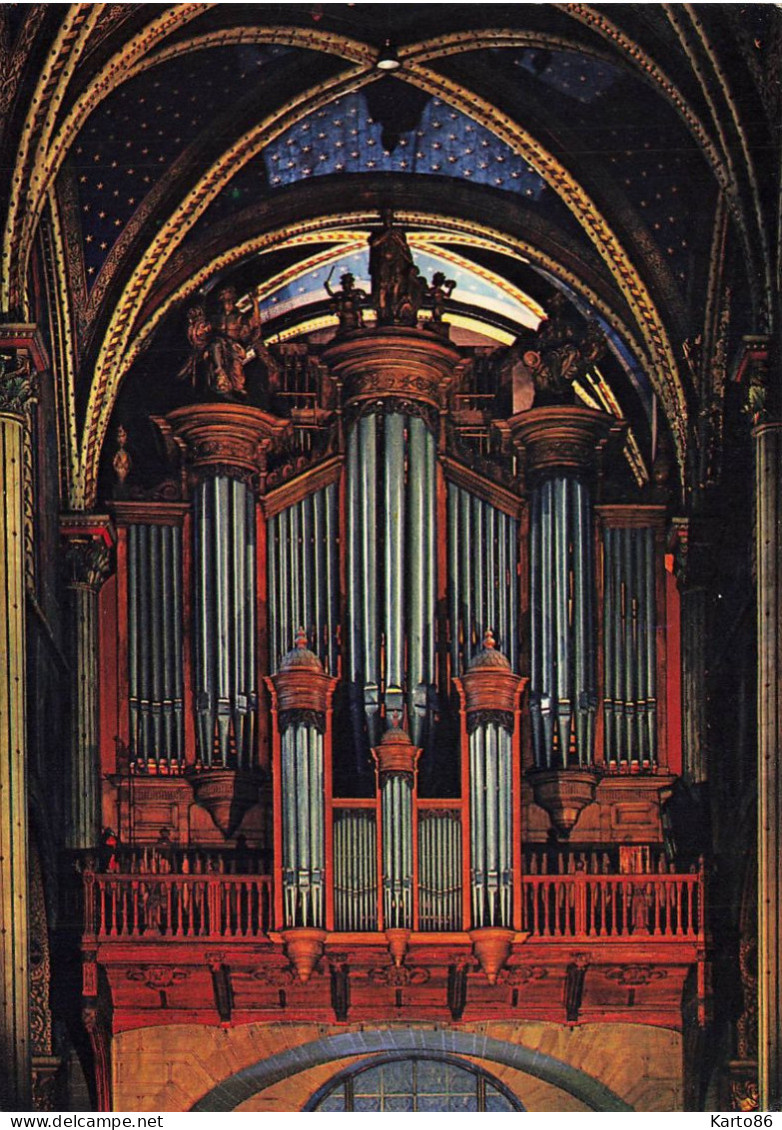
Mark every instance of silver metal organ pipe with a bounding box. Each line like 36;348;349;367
278;507;290;675
572;479;590;765
484;724;499;924
244;489;257;761
603;527;616;762
149;525;162;761
644;528;657;762
407;417;426;740
312;490;324;663
461;488;474;658
423;426;437;690
137;523;151;758
160;525;172;760
530;490;542;761
554;477;571;764
128;527;139;757
325;482;339;676
447;485;460;677
633;527;646;762
384;413;405;715
508;514;519;674
360;415;380;738
268;515;280;671
539;478;555;766
231;480;246;759
469;728;486;925
192;476;257;769
126;523;184;768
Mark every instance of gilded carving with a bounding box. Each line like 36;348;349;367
368;964;429;986
0;350;35;415
63;538;112;590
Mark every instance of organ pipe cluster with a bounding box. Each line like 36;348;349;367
603;525;658;766
458;633;522;930
529;476;597;768
268;630;336;930
127;523;184;769
345;412;437;750
333;810;378;931
373;724;420;931
267;483;339;676
447;483;519;676
193;476;257;768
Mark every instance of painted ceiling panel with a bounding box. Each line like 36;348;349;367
445;47;718;292
67;43;292;285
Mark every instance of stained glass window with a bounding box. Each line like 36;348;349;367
309;1055;523;1112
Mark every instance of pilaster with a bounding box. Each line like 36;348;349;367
0;341;36;1108
61;517;114;850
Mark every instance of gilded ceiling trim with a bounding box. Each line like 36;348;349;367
8;4;210;317
399;28;615;66
400;62;687;467
15;17;375;323
684;4;771;319
46;187;79;497
130;26;376;74
75;71;375;508
561;4;759;303
76;209;653;510
1;3;97;311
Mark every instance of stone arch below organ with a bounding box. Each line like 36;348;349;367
189;1027;634;1111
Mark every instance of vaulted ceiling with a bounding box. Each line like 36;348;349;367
1;3;778;508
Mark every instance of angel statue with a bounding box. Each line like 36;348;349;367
325;269;367;334
179;286;278;399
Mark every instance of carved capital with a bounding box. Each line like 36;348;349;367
0;349;36;416
63;538;112;590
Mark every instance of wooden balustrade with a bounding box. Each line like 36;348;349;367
522;872;702;940
84;868;703;942
84;873;272;940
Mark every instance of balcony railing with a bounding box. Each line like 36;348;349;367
83;873;273;940
522;872;702;939
84;869;702;942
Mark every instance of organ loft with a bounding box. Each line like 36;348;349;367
80;220;701;1110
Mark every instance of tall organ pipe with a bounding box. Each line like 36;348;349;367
268;631;336;929
447;483;520;679
127;522;185;768
373;724;419;930
344;411;437;745
268;485;340;677
529;474;596;768
602;524;658;766
193;476;257;768
458;633;521;929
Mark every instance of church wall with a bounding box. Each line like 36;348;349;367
111;1020;682;1112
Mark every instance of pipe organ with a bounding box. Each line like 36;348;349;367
345;410;438;748
447;483;520;677
193;474;257;769
98;311;686;999
601;519;660;768
127;521;184;770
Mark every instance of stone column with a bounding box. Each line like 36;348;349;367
755;417;782;1111
0;351;34;1109
61;519;113;851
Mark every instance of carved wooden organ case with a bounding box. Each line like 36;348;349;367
92;317;701;1025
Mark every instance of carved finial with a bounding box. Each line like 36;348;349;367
483;629;496;650
112;425;131;484
295;626;308;649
